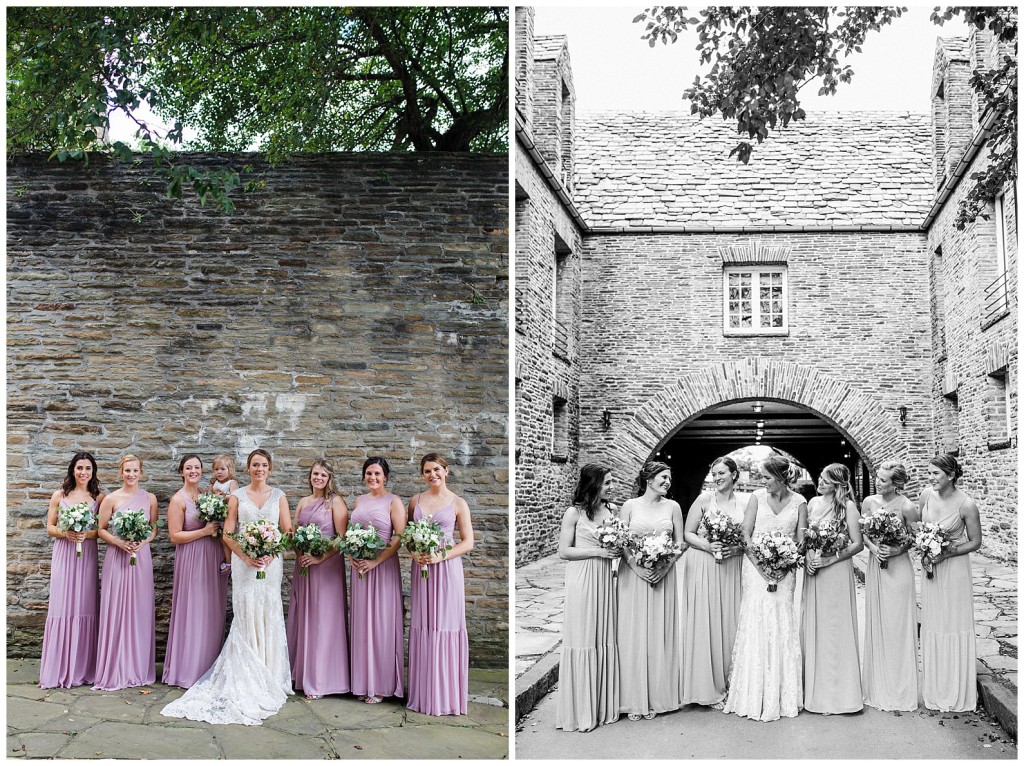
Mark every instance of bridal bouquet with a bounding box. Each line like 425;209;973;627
111;508;155;566
798;516;851;558
629;531;683;587
700;511;745;564
749;530;802;592
57;502;96;558
234;519;287;579
196;492;229;535
336;523;387;579
400;516;453;579
911;521;956;579
595;516;632;553
859;508;909;569
288;523;334;576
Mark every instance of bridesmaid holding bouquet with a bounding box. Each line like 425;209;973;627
918;453;981;712
555;463;620;732
860;460;920;711
162;454;228;688
406;452;474;716
93;454;159;690
39;452;105;688
286;458;351;699
348;457;407;704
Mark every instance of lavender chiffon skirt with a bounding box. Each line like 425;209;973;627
39;538;99;688
407;557;468;715
92;544;156;690
350;556;405;698
286;554;350;697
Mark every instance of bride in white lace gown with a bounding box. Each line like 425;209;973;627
162;449;294;725
723;455;808;722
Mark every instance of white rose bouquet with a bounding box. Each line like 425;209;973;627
111;508;156;566
859;509;910;569
627;530;683;587
196;492;229;535
233;519;287;580
336;523;387;579
57;501;96;558
749;530;802;592
288;523;333;576
400;516;453;579
699;511;745;564
911;521;956;579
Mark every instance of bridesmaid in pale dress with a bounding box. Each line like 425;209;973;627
407;452;474;716
348;456;406;704
556;463;620;732
617;461;686;721
681;456;746;707
286;458;351;699
162;454;228;687
861;461;920;711
918;453;981;712
801;463;864;714
93;454;158;690
40;452;105;688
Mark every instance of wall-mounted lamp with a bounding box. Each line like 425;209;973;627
601;409;611;431
756;420;765;429
840;438;846;446
751;402;764;413
898;406;908;426
843;451;851;459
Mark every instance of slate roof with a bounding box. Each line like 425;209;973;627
574;111;934;229
534;35;567;60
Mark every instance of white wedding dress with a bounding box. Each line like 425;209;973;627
722;488;803;721
161;487;293;725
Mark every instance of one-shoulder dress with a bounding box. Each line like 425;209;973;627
39;497;100;688
556;510;619;731
286;496;350;697
162;494;228;688
920;491;977;712
349;492;404;700
407;500;469;716
92;490;156;690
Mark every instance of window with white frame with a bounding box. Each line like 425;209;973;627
723;266;788;335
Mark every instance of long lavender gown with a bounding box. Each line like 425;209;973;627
92;490;156;690
286;496;350;697
162;495;228;687
407;500;469;716
349;492;404;699
39;498;100;688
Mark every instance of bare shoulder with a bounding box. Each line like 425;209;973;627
332;494;349;512
49;488;64;502
561;505;581;525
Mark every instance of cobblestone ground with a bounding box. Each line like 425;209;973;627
516;548;1017;738
7;661;509;760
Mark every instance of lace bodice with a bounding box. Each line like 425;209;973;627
234;486;284;526
752;488;802;537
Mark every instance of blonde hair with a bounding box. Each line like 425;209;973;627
118;453;143;477
212;454;236;480
821;463;853;526
308;458;338;502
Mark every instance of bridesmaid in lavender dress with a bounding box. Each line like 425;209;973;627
40;452;105;688
407;452;474;716
93;454;158;690
348;456;407;704
918;453;981;712
286;458;351;699
162;454;228;687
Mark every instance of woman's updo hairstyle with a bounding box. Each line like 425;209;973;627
879;460;909;492
177;453;202;474
929;453;963;484
637;460;671;496
710;456;740;484
363;456;391;480
761;454;794;486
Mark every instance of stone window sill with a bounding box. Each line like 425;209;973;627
987;439;1012;452
981;309;1010;332
550;453;568;464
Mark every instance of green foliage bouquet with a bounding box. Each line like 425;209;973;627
288;523;333;576
196;492;228;535
336;523;387;579
111;508;155;566
400;516;453;580
57;501;96;558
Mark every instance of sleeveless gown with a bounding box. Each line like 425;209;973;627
920;490;977;711
162;495;229;688
617;503;683;717
801;501;863;713
161;487;293;724
723;489;802;721
861;500;919;711
556;510;619;731
286;496;350;697
681;492;745;705
39;498;100;688
349;492;404;699
92;490;156;690
407;499;469;715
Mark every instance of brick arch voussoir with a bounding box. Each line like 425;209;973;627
618;358;913;486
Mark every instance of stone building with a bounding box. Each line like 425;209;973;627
7;152;510;665
514;8;1016;564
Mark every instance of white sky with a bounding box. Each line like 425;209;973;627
533;6;970;114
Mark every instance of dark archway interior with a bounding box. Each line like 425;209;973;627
649;400;872;518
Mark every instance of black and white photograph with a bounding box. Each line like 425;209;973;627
6;6;510;759
514;5;1017;759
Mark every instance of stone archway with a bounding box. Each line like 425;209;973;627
609;357;916;495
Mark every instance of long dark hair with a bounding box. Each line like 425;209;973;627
61;451;100;499
573;463;610;521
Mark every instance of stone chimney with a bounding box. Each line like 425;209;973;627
515;7;535;138
930;36;973;189
532;35;575;193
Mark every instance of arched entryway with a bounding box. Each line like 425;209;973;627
605;358;915;507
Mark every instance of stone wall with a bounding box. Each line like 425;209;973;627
6;152;510;666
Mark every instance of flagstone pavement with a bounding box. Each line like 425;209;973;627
515;549;1017;739
7;661;509;759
